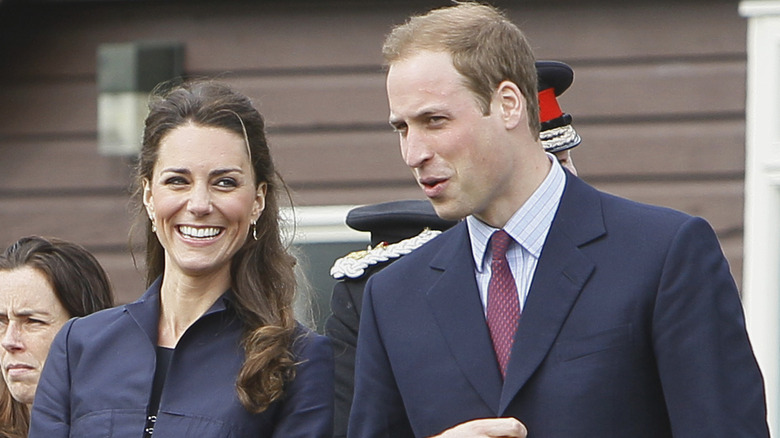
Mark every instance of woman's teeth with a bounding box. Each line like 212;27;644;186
179;226;220;238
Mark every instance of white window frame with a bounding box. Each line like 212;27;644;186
740;2;780;433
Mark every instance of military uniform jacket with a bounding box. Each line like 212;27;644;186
29;277;334;438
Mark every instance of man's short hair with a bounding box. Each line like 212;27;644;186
382;2;540;138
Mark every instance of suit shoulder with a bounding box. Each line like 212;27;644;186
597;188;694;226
567;174;693;225
587;187;719;250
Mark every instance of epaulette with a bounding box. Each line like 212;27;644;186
330;228;442;280
541;122;581;153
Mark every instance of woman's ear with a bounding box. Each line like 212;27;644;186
495;80;524;130
142;179;155;220
253;182;268;220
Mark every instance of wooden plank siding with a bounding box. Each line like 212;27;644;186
0;0;748;304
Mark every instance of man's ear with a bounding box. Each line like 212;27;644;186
495;80;525;130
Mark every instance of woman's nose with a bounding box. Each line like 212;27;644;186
187;184;213;216
1;322;24;353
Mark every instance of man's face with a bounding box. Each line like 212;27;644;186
387;51;528;226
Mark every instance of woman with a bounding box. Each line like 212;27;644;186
0;236;115;438
29;80;334;437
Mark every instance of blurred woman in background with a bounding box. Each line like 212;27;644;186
0;236;114;437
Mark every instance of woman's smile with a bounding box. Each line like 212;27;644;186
177;225;224;240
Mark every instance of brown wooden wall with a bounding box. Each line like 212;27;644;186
0;0;747;304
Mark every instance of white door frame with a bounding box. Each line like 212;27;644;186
740;1;780;433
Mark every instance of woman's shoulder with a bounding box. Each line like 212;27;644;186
73;303;127;323
291;324;332;361
63;303;133;341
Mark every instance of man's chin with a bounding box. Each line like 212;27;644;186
430;201;463;221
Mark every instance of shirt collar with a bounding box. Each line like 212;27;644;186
468;153;566;272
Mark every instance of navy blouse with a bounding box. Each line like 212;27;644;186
29;278;334;437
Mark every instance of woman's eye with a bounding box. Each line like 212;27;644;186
216;178;238;188
164;176;188;185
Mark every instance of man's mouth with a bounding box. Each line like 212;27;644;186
419;177;449;198
420;177;446;189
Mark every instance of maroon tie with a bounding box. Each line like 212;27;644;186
486;230;520;379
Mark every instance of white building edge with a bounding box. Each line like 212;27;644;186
740;1;780;434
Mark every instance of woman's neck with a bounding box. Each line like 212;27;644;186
157;268;231;348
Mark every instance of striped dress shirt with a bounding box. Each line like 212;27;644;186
467;154;566;314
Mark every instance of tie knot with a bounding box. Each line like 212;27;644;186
490;229;513;260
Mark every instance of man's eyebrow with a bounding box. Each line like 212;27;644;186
389;107;444;126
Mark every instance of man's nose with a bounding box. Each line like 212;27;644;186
401;129;433;169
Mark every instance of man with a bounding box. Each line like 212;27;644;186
348;3;768;438
327;60;582;438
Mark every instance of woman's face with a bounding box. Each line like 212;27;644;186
0;266;70;406
144;123;266;280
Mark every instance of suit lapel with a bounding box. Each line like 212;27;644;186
424;223;504;413
499;174;605;413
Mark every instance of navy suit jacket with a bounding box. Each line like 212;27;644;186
349;174;768;438
30;278;334;438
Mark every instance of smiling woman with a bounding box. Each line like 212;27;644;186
28;80;334;438
0;236;114;438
